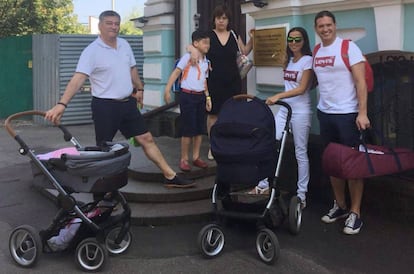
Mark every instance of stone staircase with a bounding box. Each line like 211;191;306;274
124;136;216;225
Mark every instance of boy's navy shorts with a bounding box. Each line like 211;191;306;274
179;92;206;137
317;110;359;148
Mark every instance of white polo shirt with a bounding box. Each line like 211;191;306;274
76;36;136;99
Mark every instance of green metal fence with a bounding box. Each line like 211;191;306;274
0;36;33;118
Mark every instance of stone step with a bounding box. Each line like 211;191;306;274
128;167;216;182
128;136;216;182
129;199;213;226
120;175;215;203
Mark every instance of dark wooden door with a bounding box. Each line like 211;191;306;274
196;0;246;43
366;52;414;149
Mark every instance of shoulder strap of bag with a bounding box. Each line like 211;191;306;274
359;131;375;174
181;60;201;82
312;43;321;57
230;30;242;53
368;128;402;170
311;43;322;89
360;129;403;173
312;43;322;67
341;39;351;72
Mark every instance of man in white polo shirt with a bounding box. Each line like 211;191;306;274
45;10;194;188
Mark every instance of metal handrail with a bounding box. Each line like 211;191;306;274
141;101;179;119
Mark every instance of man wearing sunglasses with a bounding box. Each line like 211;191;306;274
313;10;370;235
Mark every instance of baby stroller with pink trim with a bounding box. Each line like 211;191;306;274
197;95;302;264
5;111;132;272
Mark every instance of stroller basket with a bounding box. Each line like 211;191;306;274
31;143;131;193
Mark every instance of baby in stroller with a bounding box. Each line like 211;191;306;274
197;95;302;264
6;111;132;272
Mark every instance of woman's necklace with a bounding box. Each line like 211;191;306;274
292;55;303;63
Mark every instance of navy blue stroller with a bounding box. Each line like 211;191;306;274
5;111;132;272
197;95;302;264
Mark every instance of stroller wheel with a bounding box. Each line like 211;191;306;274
105;226;132;255
197;224;225;258
256;228;280;264
75;237;107;272
9;225;42;268
288;196;302;235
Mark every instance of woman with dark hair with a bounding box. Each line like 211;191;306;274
249;27;313;209
205;5;254;159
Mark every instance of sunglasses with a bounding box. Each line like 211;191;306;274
287;37;303;43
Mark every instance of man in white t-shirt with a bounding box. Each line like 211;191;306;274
45;10;194;189
313;10;370;235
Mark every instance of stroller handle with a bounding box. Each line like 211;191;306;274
233;94;255;101
232;94;293;121
5;110;47;138
4;110;76;152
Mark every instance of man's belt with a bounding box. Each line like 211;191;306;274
181;88;204;95
93;96;131;102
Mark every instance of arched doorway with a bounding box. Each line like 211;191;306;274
196;0;247;92
196;0;246;42
366;51;414;149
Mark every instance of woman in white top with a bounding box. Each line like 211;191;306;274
250;27;313;209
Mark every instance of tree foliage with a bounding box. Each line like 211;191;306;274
0;0;87;38
120;10;143;36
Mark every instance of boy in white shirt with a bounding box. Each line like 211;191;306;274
164;30;212;172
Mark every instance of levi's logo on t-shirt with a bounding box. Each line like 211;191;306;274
283;70;299;81
314;56;336;67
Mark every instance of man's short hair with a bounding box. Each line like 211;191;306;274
314;10;336;26
192;30;209;43
99;10;121;22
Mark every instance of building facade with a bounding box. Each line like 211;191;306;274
137;0;414;144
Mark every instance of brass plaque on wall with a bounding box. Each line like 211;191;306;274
253;28;286;67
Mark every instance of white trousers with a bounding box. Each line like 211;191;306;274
258;110;312;201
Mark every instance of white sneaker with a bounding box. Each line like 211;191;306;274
207;148;214;160
321;201;349;223
247;186;269;195
343;212;363;235
300;199;306;210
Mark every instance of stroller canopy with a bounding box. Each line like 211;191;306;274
211;96;276;162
